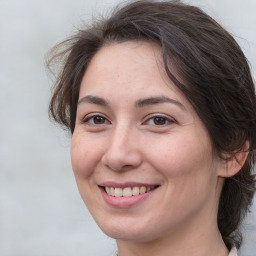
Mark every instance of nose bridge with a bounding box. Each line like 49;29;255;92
102;121;142;171
112;121;130;146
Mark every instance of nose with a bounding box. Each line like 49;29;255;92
101;125;143;172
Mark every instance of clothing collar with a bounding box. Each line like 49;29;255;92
228;246;238;256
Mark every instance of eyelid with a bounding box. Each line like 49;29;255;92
80;112;176;127
142;113;176;126
81;113;111;125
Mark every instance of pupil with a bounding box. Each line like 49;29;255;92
154;117;165;125
94;116;104;124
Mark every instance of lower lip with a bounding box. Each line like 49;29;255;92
100;188;157;208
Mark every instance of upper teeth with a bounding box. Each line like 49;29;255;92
105;186;154;197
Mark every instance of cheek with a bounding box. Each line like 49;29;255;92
150;136;217;220
147;131;216;191
71;134;102;179
71;135;105;210
150;136;208;172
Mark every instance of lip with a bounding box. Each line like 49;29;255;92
99;182;159;209
99;181;157;188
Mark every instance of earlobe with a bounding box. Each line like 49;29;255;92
218;142;249;178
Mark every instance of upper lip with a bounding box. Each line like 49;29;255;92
99;181;159;188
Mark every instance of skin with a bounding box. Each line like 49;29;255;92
71;41;232;256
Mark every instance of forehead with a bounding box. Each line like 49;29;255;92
78;41;203;125
87;41;163;78
80;41;180;97
77;41;211;142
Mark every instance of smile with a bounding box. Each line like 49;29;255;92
100;182;160;208
105;186;156;197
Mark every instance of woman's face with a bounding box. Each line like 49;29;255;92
71;41;224;242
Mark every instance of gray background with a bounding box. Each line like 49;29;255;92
0;0;255;255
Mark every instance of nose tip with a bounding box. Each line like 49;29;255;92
102;151;141;172
101;139;142;172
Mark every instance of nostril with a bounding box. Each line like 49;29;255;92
121;164;134;170
110;164;133;172
101;144;143;171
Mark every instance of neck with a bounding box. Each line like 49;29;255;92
116;210;229;256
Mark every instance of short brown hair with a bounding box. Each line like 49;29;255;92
47;0;256;248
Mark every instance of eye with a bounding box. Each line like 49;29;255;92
82;115;110;125
151;116;168;125
144;115;175;126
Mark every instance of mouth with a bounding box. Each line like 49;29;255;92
99;183;160;208
101;185;159;197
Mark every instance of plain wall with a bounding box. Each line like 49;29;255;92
0;0;255;255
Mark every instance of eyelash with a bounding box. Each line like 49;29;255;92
81;113;175;127
143;114;175;126
81;114;110;125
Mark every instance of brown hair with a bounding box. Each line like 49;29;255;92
47;0;256;248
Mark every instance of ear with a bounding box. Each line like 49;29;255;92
217;141;249;178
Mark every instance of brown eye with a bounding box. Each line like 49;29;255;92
153;117;167;125
144;115;175;127
82;115;109;125
93;116;106;124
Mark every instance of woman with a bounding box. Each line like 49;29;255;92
47;1;256;255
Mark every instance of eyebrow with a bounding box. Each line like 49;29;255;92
77;95;185;110
78;95;109;106
135;96;185;110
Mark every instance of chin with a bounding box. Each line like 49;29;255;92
96;218;157;242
